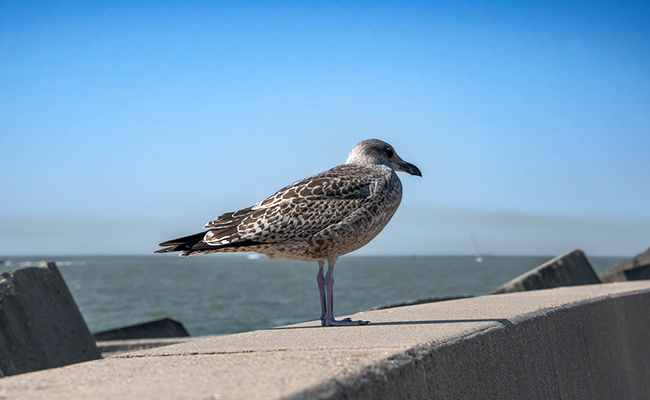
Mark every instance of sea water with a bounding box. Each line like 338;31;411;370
0;255;623;336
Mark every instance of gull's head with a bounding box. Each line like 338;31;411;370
346;139;422;177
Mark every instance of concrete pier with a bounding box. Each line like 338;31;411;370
1;281;649;399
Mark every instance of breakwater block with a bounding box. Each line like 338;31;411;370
490;249;600;294
93;318;190;341
600;246;650;282
0;262;101;377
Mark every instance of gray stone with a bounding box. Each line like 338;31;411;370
490;249;600;294
93;318;190;341
600;246;650;282
0;262;101;377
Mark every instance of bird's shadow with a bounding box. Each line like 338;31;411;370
272;318;513;330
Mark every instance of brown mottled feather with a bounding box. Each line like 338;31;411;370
156;139;421;261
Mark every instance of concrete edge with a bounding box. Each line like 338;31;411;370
282;284;650;400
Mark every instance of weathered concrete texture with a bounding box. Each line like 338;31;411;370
93;318;190;341
370;295;473;310
0;263;101;377
600;246;650;282
0;282;649;400
491;249;600;294
96;337;197;357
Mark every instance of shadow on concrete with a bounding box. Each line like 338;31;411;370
368;318;513;327
273;318;513;330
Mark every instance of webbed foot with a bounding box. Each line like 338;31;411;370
322;317;370;327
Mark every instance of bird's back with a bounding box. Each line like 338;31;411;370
187;163;402;260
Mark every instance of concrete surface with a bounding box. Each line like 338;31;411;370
1;281;649;399
600;246;650;282
369;295;473;310
94;318;190;341
491;249;600;294
96;337;197;357
0;263;101;377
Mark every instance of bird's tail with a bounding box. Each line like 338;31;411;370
155;232;207;255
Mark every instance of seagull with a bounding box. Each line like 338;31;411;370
156;139;422;326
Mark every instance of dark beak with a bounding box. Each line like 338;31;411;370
398;161;422;177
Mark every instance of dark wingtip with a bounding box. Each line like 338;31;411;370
155;245;184;254
155;232;207;254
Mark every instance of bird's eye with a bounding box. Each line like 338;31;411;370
385;148;394;158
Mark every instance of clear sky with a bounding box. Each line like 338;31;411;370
1;1;649;257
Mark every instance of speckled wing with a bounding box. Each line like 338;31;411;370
201;165;384;247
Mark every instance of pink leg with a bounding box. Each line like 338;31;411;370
322;257;369;327
316;261;327;326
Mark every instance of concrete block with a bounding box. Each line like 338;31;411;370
600;246;650;282
0;263;101;377
491;249;600;294
93;318;190;341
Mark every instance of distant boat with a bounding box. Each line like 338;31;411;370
246;254;262;260
470;235;483;263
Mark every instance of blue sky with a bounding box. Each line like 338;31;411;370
1;1;649;257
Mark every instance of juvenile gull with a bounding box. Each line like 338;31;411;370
156;139;422;326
